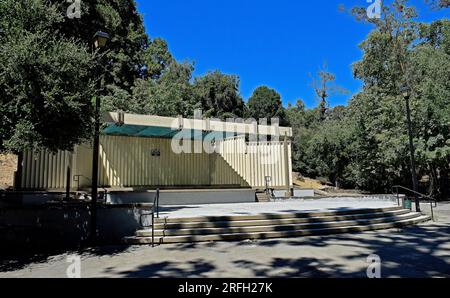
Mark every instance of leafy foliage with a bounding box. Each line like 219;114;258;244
0;0;95;152
247;86;288;125
288;1;450;198
192;71;245;119
132;62;196;117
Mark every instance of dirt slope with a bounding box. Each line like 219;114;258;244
0;154;17;188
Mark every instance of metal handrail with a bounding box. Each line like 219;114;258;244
264;176;276;200
155;188;160;219
73;175;91;191
138;188;160;247
392;185;437;221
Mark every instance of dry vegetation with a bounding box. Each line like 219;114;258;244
293;176;328;190
0;154;17;188
293;173;364;196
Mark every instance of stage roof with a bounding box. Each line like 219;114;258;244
101;112;292;140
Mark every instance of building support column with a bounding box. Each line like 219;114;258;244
283;133;293;197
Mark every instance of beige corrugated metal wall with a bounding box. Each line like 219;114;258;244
21;135;292;190
21;150;73;190
95;135;248;188
216;137;293;188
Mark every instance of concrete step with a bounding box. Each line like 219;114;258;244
140;212;420;237
151;209;410;230
154;206;403;224
256;193;270;203
124;208;430;245
125;214;430;245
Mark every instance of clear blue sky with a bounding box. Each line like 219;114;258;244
135;0;448;108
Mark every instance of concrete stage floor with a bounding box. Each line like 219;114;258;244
158;197;399;219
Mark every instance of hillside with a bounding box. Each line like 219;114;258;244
0;154;17;188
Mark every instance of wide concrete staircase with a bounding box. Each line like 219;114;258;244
123;207;430;245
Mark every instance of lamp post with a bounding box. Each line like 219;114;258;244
401;85;421;212
90;31;109;244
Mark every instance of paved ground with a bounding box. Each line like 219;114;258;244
159;197;398;219
0;202;449;278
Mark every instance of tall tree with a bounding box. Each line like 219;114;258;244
51;0;150;91
310;64;348;121
350;0;450;197
247;86;288;125
193;71;245;119
131;61;196;117
145;38;174;80
50;0;175;112
0;0;177;152
0;0;95;152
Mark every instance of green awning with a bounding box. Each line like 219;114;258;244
102;124;240;141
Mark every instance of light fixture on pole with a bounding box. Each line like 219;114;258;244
90;31;109;244
400;84;421;212
93;31;110;49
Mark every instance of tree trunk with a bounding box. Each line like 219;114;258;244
439;168;450;201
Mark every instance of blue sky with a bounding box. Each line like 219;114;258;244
135;0;448;108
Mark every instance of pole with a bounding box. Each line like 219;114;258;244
90;64;102;243
283;133;292;197
90;93;100;243
65;165;71;200
405;95;421;212
89;32;109;245
15;152;23;191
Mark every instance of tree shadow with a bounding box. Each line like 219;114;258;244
0;244;133;273
152;221;450;277
232;258;350;278
235;224;450;277
116;259;216;278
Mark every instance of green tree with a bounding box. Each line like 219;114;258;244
286;100;307;128
310;64;348;121
193;71;245;119
247;86;288;125
0;0;95;152
0;0;178;152
50;0;175;113
304;118;354;188
132;61;196;117
350;0;450;197
145;38;174;80
51;0;150;91
286;100;315;175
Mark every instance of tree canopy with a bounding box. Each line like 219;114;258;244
1;0;448;199
288;0;450;198
247;86;288;125
193;71;245;119
0;0;95;152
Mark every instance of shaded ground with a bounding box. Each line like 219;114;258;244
0;202;449;278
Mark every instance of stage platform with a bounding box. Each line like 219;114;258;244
125;196;430;245
106;188;257;206
157;196;399;219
